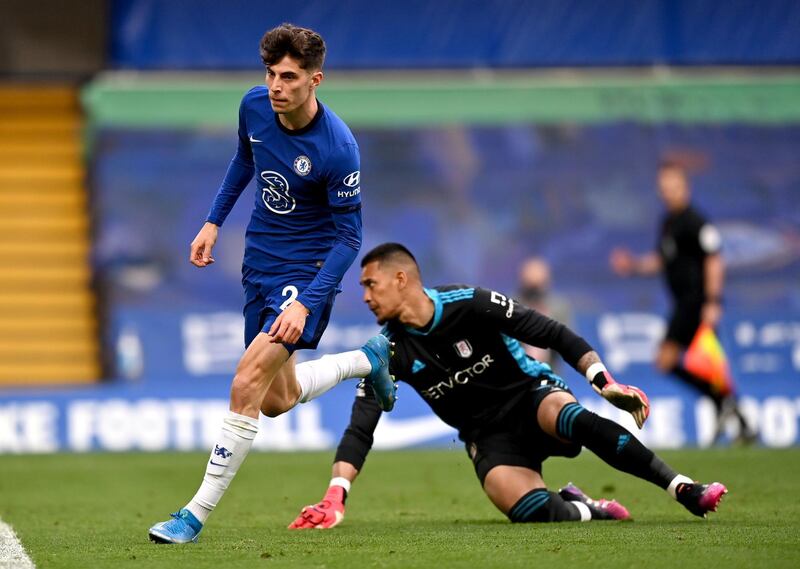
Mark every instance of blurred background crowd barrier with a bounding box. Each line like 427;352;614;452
1;0;798;452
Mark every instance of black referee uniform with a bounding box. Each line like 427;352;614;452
658;205;721;346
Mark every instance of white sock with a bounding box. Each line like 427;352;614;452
296;350;372;403
185;411;259;523
666;474;694;499
571;501;592;522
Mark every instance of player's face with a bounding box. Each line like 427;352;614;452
657;167;690;211
265;55;322;114
360;261;404;324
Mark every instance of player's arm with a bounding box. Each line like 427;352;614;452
294;142;362;313
271;143;362;343
289;383;382;529
575;351;650;428
698;221;724;327
702;253;724;326
474;288;650;427
191;93;256;268
609;248;662;277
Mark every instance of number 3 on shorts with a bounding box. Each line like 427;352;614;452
279;285;299;311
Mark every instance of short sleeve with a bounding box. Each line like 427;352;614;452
699;223;722;254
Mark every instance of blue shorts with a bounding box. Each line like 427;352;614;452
242;263;338;353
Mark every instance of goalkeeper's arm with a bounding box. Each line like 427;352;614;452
289;383;382;529
472;289;650;429
576;351;650;429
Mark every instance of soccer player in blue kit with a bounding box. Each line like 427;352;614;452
148;24;396;544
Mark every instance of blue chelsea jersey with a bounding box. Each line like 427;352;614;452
206;86;363;312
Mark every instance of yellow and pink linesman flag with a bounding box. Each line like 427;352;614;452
683;324;735;397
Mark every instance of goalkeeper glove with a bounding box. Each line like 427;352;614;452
588;365;650;429
288;485;346;529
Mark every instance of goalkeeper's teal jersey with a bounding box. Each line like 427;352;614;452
381;285;592;441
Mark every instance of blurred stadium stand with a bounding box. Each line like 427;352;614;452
0;0;105;76
0;0;798;452
0;0;106;386
0;86;100;385
110;0;800;68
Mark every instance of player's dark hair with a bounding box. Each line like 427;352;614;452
361;243;418;268
260;23;326;70
658;159;687;174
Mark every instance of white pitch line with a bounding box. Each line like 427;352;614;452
0;518;35;569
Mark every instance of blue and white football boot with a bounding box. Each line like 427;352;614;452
361;334;397;412
148;508;203;544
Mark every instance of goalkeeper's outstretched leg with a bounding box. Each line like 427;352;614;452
482;465;630;523
538;390;728;518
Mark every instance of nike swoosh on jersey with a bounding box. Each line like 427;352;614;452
249;135;262;143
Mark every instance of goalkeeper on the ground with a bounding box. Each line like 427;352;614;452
289;243;727;528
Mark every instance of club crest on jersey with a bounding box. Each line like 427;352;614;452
293;155;312;177
454;339;473;358
260;170;296;214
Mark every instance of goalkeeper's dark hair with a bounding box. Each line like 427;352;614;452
361;243;418;269
260;23;326;70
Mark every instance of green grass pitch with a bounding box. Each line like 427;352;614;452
1;448;799;568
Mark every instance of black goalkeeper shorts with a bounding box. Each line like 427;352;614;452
464;379;582;486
